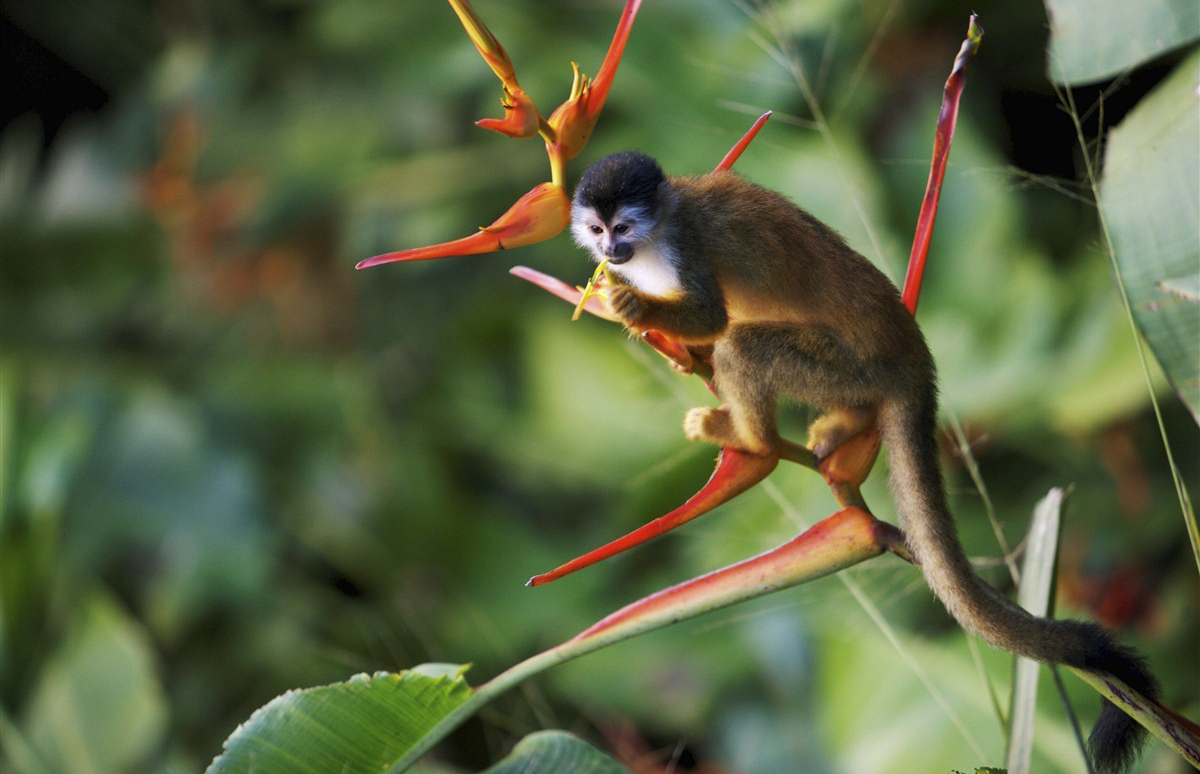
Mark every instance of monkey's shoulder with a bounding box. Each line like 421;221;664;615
669;172;796;218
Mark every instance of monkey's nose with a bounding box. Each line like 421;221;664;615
606;242;633;263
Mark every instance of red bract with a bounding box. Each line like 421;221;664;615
527;448;779;586
357;183;569;268
476;85;541;139
902;14;983;314
566;507;899;643
446;0;542;139
714;110;773;172
545;0;643;172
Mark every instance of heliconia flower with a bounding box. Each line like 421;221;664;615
544;0;642;168
445;0;547;140
475;84;541;139
356;183;569;269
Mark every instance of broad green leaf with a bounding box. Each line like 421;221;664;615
206;665;474;774
480;731;632;774
1045;0;1199;84
20;592;167;774
1006;488;1065;774
1099;51;1200;423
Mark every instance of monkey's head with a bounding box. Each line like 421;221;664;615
570;151;665;265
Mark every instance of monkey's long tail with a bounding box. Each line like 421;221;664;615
877;391;1161;774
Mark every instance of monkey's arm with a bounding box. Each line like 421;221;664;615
608;274;727;343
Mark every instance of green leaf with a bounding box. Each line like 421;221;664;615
1099;51;1200;422
205;665;474;774
1006;488;1065;774
480;731;632;774
1045;0;1199;84
19;592;167;774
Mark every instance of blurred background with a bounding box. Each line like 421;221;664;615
1;0;1196;772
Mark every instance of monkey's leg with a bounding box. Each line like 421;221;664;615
686;324;877;456
808;406;877;459
683;377;778;456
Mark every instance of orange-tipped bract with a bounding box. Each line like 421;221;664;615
476;85;541;139
527;447;779;586
357;183;569;269
544;0;642;167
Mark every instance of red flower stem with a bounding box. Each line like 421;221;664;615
900;14;983;314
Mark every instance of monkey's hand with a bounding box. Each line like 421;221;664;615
607;285;648;328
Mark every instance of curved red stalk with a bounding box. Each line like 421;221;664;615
586;0;644;122
526;448;778;586
901;14;982;314
714;111;773;172
568;507;895;642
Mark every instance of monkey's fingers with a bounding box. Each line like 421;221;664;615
527;447;778;586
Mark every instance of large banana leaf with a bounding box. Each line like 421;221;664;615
1099;51;1200;423
1045;0;1199;84
205;665;473;774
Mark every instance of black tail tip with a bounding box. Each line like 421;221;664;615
1088;699;1150;774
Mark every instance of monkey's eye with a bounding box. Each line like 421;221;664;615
613;223;629;234
589;225;603;235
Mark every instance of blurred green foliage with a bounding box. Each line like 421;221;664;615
0;0;1196;772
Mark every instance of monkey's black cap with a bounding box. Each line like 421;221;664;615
574;151;665;221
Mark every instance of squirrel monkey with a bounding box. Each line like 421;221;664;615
570;151;1160;773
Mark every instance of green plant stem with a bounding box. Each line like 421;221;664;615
946;406;1019;586
1068;666;1200;766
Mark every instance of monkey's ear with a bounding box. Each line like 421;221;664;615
653;180;677;216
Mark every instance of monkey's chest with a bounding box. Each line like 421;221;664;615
611;244;683;298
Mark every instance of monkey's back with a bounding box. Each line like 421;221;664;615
667;171;928;378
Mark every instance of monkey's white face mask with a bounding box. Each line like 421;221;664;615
569;204;654;266
570;202;682;298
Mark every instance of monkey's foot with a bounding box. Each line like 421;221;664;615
606;286;646;326
684;406;772;456
684;406;729;445
808;408;876;459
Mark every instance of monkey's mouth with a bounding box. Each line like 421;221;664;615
605;244;634;265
